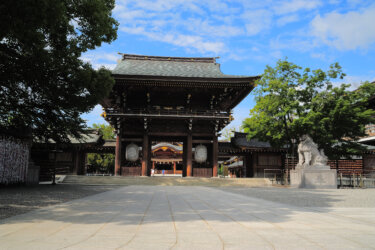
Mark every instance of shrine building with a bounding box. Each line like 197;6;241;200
101;54;259;177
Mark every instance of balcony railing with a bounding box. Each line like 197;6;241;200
105;108;231;119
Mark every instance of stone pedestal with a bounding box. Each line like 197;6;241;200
290;168;337;189
290;169;303;188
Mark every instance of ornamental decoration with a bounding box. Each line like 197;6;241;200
126;143;139;162
194;144;207;163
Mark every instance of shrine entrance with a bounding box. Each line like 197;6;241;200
151;141;183;176
152;163;183;175
101;54;258;177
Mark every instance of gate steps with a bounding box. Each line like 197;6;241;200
61;175;272;187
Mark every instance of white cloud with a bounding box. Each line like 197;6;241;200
92;63;117;70
121;26;225;54
273;0;322;15
243;10;273;36
270;33;317;53
163;34;226;54
185;18;243;37
115;0;276;54
115;0;368;58
330;74;375;90
311;6;375;50
276;14;300;26
81;52;120;70
310;52;335;62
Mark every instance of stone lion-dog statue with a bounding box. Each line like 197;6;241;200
296;135;329;169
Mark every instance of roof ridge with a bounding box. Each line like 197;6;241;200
119;53;219;63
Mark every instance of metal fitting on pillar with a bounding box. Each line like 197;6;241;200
144;118;148;130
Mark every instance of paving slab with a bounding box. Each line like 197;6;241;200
1;185;375;249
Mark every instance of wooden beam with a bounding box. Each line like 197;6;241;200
114;133;122;176
107;113;229;120
122;138;142;142
148;132;214;137
123;131;143;136
192;139;212;144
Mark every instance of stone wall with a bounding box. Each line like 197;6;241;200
0;136;29;184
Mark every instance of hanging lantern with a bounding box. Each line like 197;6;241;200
126;143;139;162
195;144;207;163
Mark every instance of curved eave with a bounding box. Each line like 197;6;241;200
112;74;259;86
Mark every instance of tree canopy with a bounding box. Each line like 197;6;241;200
242;59;375;159
0;0;118;142
87;123;115;174
92;123;115;140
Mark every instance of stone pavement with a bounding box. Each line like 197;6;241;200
1;186;375;249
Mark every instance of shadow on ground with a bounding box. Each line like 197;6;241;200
2;184;368;227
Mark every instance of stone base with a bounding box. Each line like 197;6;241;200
290;168;337;189
290;169;303;187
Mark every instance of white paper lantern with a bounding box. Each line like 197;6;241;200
126;143;139;162
194;144;207;163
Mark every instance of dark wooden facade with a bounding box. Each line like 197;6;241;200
102;54;258;177
220;133;287;178
31;130;103;181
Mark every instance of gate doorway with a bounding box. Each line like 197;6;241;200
151;141;183;176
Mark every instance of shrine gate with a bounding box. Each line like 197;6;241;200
101;54;258;177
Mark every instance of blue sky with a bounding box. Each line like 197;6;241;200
82;0;375;131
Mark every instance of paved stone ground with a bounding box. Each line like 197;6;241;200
1;186;375;249
219;187;375;207
0;185;121;220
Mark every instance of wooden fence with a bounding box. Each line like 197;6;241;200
121;166;141;176
193;168;213;177
284;157;363;174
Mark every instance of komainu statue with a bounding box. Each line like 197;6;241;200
296;135;329;169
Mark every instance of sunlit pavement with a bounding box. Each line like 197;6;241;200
1;186;375;249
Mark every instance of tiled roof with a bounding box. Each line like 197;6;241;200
152;142;182;152
33;130;103;147
68;131;102;144
112;54;252;78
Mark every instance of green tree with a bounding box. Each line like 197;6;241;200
87;123;115;174
92;123;115;140
0;0;118;142
220;126;244;142
243;59;375;159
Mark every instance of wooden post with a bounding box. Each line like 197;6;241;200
340;172;343;188
142;133;149;176
173;162;176;175
148;141;152;176
73;151;80;175
114;133;122;176
75;151;86;175
187;133;192;177
183;139;187;177
212;136;218;177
